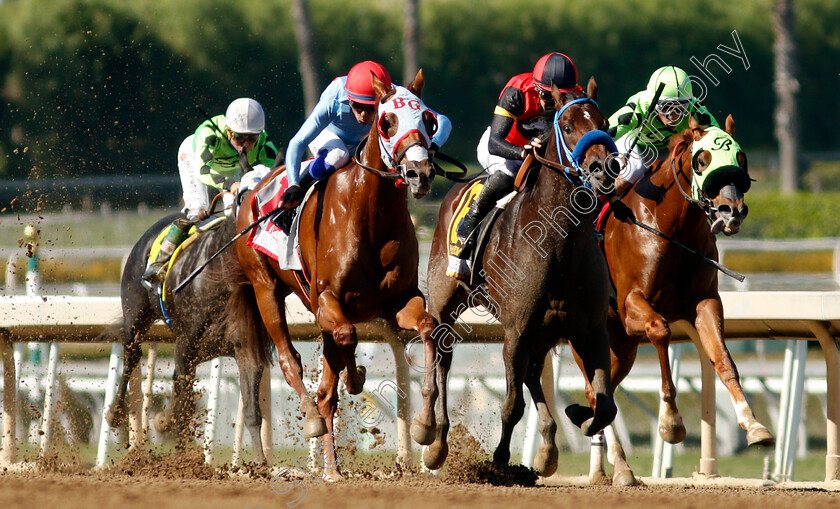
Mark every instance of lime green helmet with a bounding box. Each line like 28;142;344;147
647;66;693;101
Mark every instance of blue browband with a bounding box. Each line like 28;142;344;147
554;97;600;172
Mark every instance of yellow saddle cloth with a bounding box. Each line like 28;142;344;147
446;180;484;259
147;215;227;298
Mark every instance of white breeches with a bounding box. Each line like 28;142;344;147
476;126;522;178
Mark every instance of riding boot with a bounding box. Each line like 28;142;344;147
141;219;190;292
456;171;515;250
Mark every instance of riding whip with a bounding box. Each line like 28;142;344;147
624;82;666;159
173;204;284;293
629;217;746;282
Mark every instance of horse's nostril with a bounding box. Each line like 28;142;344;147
740;204;749;219
607;158;621;178
589;161;603;174
717;204;732;216
405;169;419;180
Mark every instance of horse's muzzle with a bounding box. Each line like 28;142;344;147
404;163;434;198
712;185;748;236
587;158;618;197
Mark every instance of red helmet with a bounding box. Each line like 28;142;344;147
345;60;392;104
532;52;579;92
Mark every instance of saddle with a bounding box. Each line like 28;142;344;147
247;167;327;306
445;155;539;285
146;214;228;323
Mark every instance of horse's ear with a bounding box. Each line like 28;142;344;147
725;114;735;136
408;68;425;98
586;76;598;102
551;83;563;107
689;114;706;141
371;72;390;101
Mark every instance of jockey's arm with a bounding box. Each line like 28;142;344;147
285;97;336;186
607;93;646;140
689;100;720;128
429;110;453;150
488;114;527;160
193;120;238;193
487;86;529;160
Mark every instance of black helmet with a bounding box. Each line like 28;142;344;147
532;52;580;92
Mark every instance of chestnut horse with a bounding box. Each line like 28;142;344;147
229;71;441;478
425;78;620;475
590;115;772;485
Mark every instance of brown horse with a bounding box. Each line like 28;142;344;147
424;78;620;475
228;71;441;478
591;115;772;484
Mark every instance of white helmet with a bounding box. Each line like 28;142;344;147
225;98;265;134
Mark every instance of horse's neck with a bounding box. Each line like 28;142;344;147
649;149;706;234
349;137;411;225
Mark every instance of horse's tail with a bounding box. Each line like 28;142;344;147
225;282;274;367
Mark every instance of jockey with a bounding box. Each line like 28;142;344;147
141;97;280;291
455;52;581;247
277;60;452;210
609;65;719;195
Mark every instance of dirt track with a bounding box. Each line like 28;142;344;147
2;471;840;509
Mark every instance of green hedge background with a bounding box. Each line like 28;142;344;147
1;0;838;181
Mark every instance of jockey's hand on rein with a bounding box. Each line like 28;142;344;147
279;184;303;210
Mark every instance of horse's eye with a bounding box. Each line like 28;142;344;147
563;124;572;134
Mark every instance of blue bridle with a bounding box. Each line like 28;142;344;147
552;97;618;183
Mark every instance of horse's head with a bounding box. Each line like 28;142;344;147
550;77;621;197
686;114;751;235
372;70;438;198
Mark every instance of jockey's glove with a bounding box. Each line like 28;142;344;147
280;184;304;209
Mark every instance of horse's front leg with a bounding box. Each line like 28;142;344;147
624;290;685;444
316;290;365;395
695;297;774;447
316;334;346;482
394;295;438;446
565;323;617;438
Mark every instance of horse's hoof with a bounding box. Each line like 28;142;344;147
340;366;366;395
533;445;559;477
410;419;436;446
303;416;328;439
106;404;125;429
659;414;685;444
658;421;687;444
423;440;449;470
613;469;639;487
323;467;344;482
565;404;594;429
588;470;611;486
153;412;172;434
747;424;775;447
492;447;511;466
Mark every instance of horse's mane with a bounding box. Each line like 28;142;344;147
667;127;693;157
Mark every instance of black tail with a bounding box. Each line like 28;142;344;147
226;283;274;367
